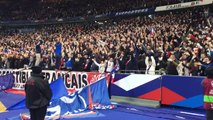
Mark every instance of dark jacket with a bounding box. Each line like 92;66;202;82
25;73;52;109
167;61;178;75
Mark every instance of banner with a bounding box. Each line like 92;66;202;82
0;69;109;91
155;0;213;12
161;76;204;109
111;8;155;17
111;74;205;109
111;74;162;101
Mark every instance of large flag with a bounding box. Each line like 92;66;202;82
7;77;114;120
0;92;25;112
7;77;68;110
44;77;113;119
50;77;68;100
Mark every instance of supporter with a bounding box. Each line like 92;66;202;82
145;56;156;75
106;57;114;73
117;51;126;72
92;58;106;73
167;54;179;75
72;53;84;71
65;53;74;71
125;47;139;72
23;53;30;69
55;36;62;70
35;40;42;66
155;52;167;74
0;6;211;77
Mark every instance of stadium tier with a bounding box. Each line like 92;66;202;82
0;3;212;76
0;1;213;120
0;0;197;21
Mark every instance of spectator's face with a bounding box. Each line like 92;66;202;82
170;54;175;60
201;53;206;59
193;48;199;54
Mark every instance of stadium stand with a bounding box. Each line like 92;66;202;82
0;0;196;21
0;1;212;76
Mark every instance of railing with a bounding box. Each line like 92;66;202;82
119;69;166;75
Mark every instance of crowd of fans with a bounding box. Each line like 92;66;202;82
0;5;213;76
0;0;196;21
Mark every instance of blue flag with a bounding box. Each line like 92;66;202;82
50;77;68;100
7;77;68;110
0;74;14;92
44;77;114;119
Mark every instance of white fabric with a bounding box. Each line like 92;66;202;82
145;56;156;75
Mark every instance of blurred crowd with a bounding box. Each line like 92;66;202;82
0;0;195;21
0;6;213;76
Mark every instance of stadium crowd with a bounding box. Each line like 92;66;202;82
0;0;196;21
0;6;213;76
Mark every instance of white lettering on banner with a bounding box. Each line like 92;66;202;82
155;0;213;12
115;8;149;16
0;69;107;90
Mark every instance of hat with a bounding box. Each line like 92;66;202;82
31;66;42;74
205;66;213;77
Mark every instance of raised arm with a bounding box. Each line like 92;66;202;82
92;59;100;67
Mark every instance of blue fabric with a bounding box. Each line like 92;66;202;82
7;77;68;110
1;109;28;120
2;103;206;120
79;77;111;105
7;99;26;110
55;42;62;55
172;95;203;108
46;77;112;118
50;77;68;100
0;92;25;110
65;59;73;68
162;76;203;98
3;104;206;120
0;74;14;91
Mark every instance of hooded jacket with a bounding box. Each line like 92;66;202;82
25;73;52;109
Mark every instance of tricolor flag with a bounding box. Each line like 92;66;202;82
149;27;155;35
